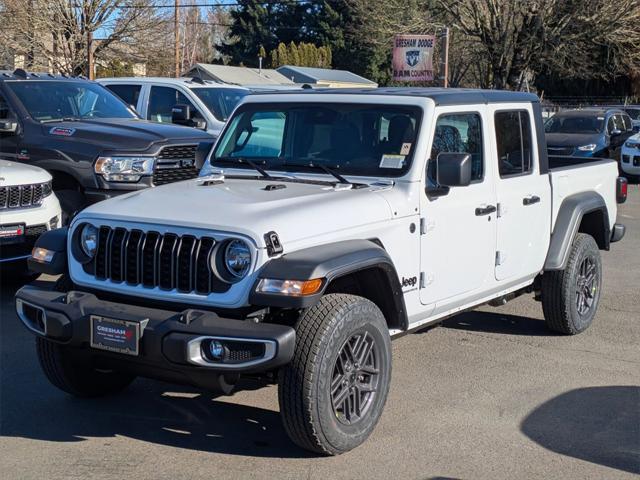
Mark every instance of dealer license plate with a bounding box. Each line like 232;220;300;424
0;224;24;241
90;315;144;356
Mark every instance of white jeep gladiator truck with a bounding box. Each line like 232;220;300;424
16;89;627;455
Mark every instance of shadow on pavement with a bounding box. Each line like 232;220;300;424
441;310;556;336
521;386;640;474
0;279;313;459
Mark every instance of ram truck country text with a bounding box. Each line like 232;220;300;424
16;88;627;455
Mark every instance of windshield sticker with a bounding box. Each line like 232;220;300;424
400;143;412;155
380;154;405;169
49;127;76;137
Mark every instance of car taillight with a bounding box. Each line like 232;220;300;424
616;176;628;204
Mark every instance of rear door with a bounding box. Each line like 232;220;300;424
489;105;551;282
420;106;498;307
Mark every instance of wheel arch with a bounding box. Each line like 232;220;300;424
249;239;408;331
544;191;610;271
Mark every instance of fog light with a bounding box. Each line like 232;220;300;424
206;340;227;362
49;216;59;229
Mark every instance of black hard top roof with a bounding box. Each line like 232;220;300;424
251;87;540;106
0;69;89;81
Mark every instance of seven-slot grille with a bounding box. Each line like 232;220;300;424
0;183;47;209
90;226;230;295
153;144;199;186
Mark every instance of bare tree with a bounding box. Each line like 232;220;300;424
0;0;162;77
347;0;640;90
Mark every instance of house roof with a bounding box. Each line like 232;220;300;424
276;65;377;86
185;64;294;86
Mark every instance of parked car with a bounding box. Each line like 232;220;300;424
18;88;627;455
0;69;214;221
621;131;640;180
0;159;61;276
544;108;634;160
99;77;250;138
610;105;640;132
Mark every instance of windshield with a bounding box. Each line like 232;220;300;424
7;81;136;122
544;114;604;134
212;103;421;177
192;88;248;121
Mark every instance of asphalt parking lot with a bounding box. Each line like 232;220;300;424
1;188;638;480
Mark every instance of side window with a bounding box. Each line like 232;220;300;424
607;115;620;134
106;84;141;109
430;113;483;181
147;86;199;123
495;110;533;177
0;93;14;120
621;114;632;132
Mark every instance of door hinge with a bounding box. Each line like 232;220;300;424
496;203;504;218
495;251;506;266
420;217;435;234
419;272;434;288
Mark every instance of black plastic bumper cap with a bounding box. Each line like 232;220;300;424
611;223;625;243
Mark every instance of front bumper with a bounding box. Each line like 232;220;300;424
15;285;295;389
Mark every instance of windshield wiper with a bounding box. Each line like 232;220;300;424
41;117;80;123
214;156;274;179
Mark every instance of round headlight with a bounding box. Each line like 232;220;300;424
224;239;251;279
80;224;98;258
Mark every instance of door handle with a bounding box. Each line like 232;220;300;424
523;195;541;206
475;205;497;216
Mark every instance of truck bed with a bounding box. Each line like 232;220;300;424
548;156;619;231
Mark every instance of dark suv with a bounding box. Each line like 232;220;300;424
0;70;214;219
544;108;634;160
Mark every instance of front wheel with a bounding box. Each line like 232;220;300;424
36;337;135;397
278;294;392;455
541;233;602;334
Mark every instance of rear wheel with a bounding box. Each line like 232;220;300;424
278;294;392;455
541;233;602;334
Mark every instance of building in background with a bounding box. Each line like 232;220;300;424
184;63;294;86
276;65;377;88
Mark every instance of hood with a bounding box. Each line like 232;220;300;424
0;159;50;185
545;132;603;148
77;176;395;247
41;118;213;153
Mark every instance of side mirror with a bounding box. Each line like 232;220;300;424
192;118;207;130
171;104;190;125
425;153;472;197
0;120;17;133
195;141;214;170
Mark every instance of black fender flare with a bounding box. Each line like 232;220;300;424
544;192;610;271
27;227;69;275
249;239;408;329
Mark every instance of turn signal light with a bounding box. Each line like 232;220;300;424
256;278;324;296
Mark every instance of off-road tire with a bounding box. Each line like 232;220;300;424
278;294;392;455
541;233;602;334
36;337;135;397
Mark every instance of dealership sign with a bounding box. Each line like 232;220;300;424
392;35;435;82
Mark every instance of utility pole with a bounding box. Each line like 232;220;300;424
87;29;94;79
440;27;450;88
174;0;180;77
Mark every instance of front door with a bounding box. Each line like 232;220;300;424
420;107;498;308
490;106;551;282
